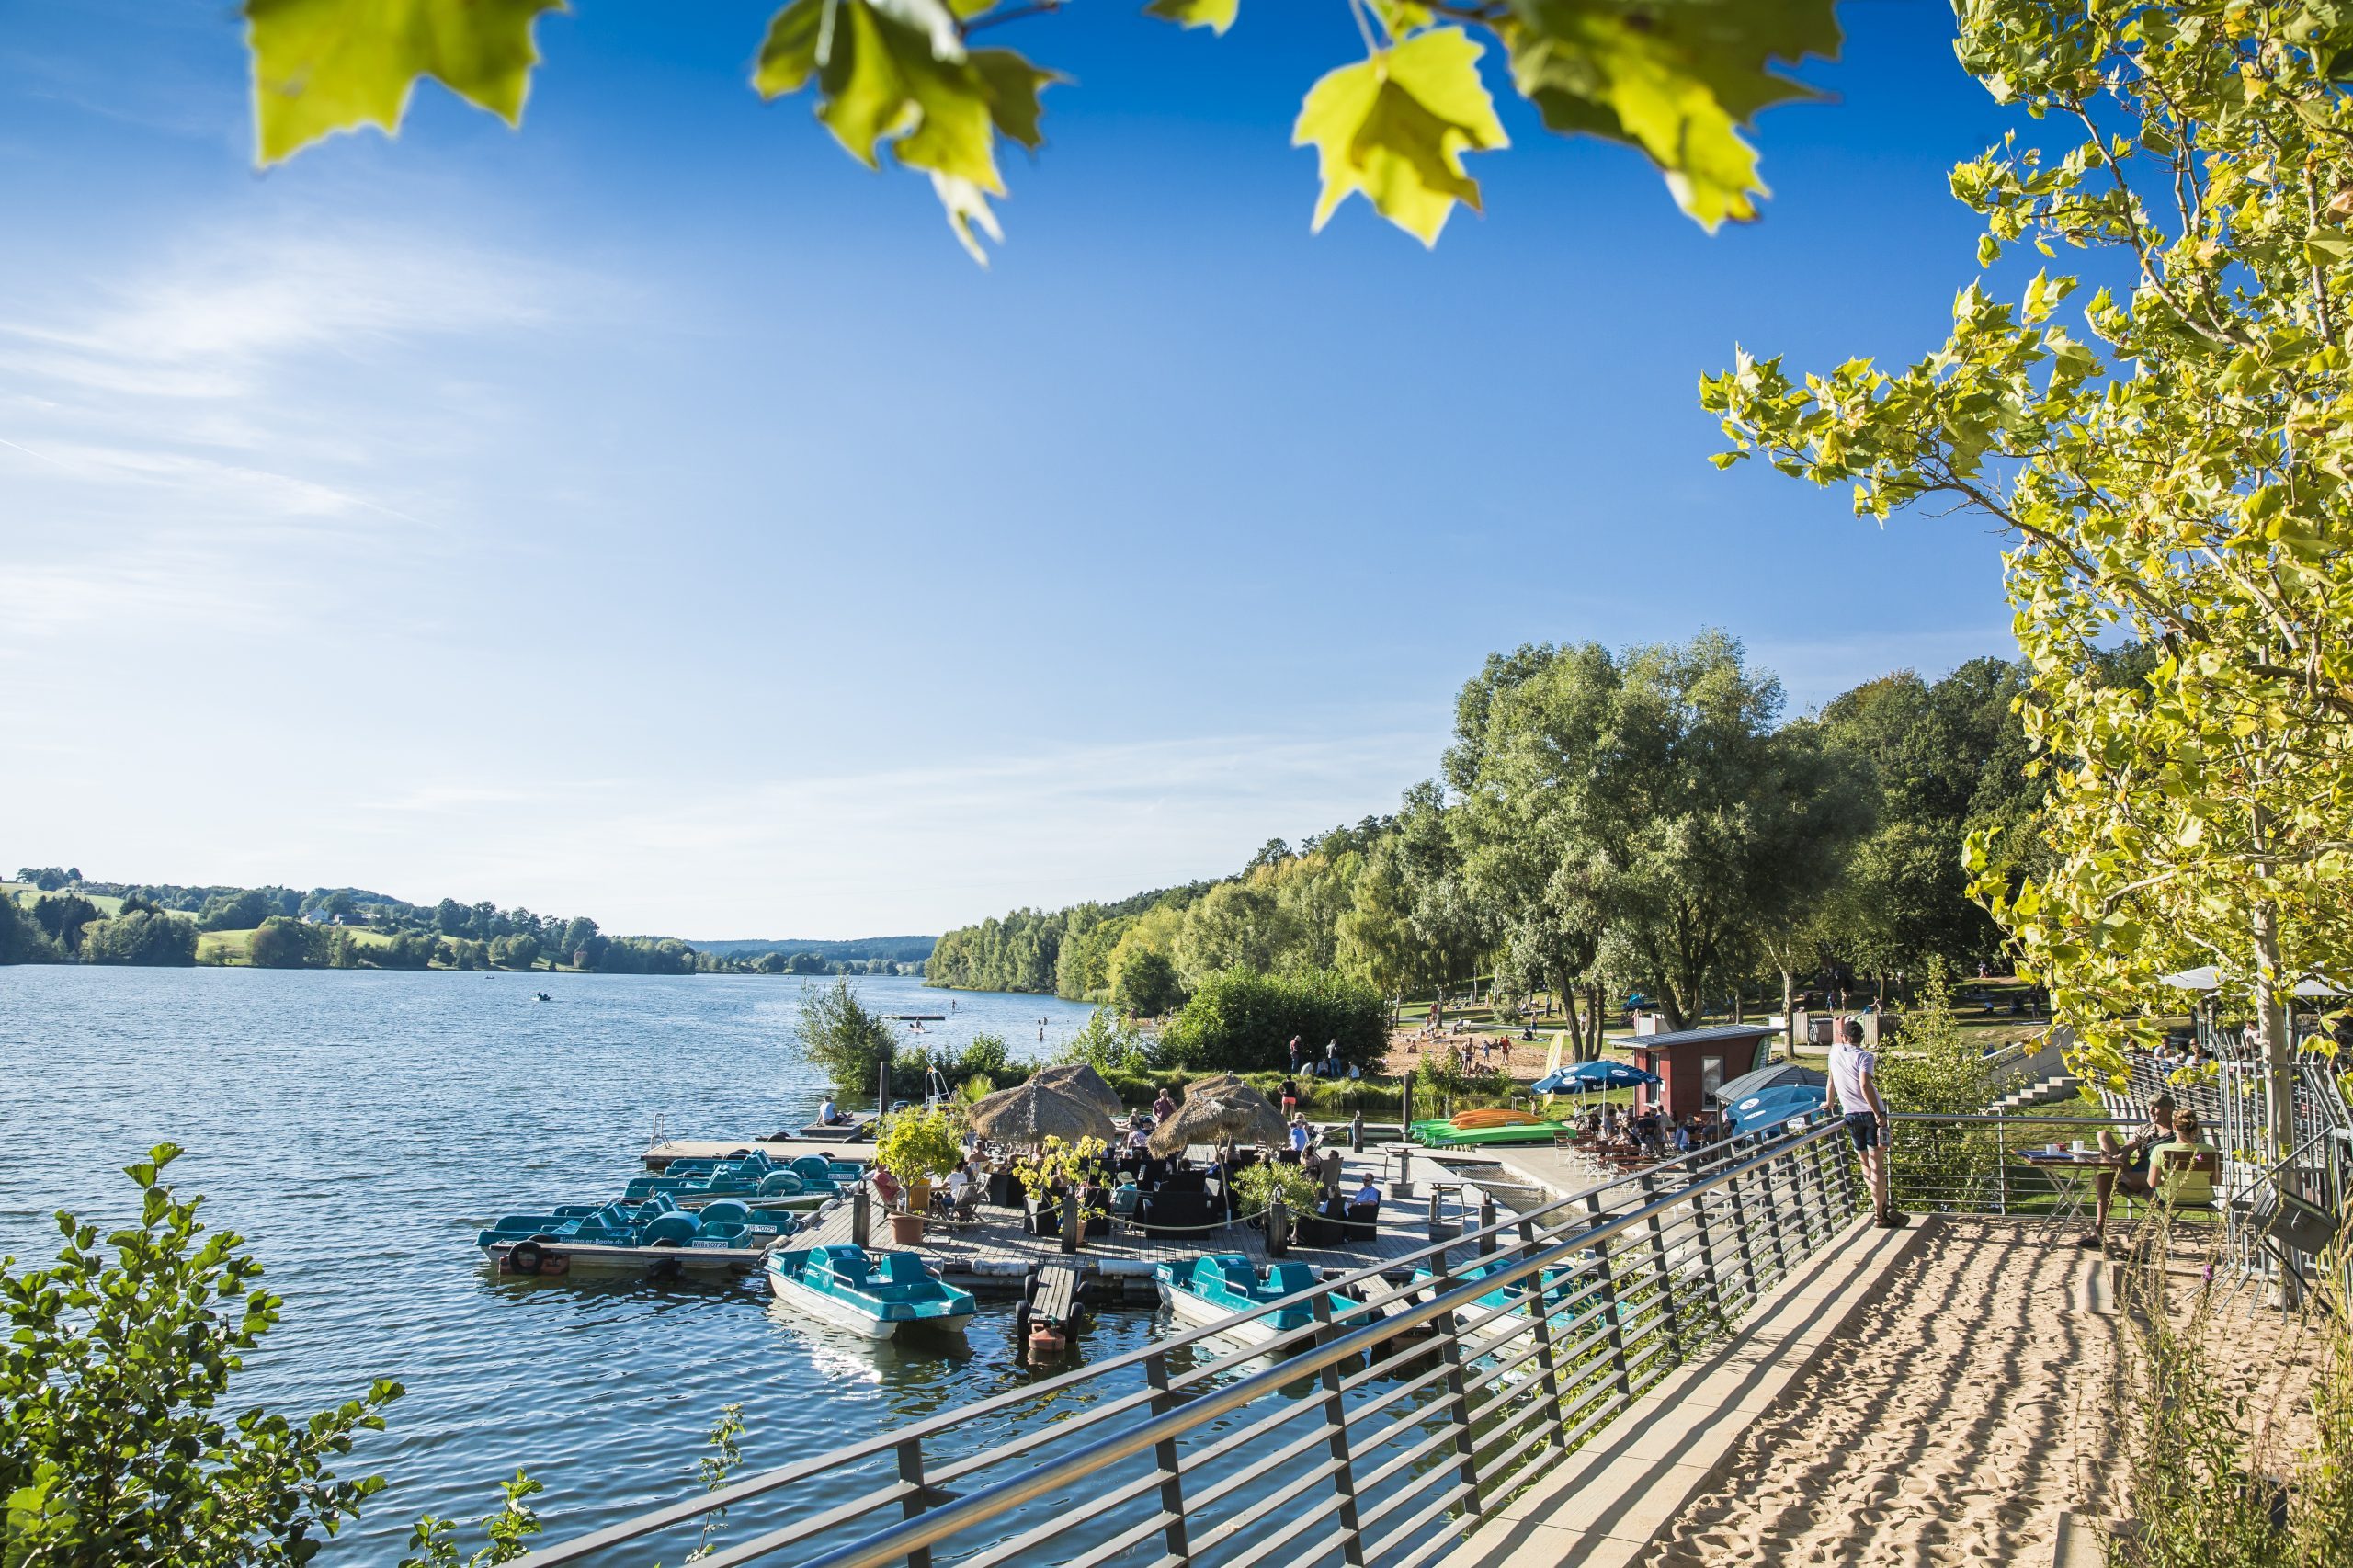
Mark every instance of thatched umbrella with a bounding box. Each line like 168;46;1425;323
969;1078;1117;1147
1029;1062;1126;1120
1148;1074;1287;1158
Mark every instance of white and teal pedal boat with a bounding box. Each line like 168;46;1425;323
1409;1256;1586;1338
766;1245;976;1341
1154;1255;1378;1349
478;1195;799;1278
626;1151;848;1212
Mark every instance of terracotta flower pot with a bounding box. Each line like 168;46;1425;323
888;1210;926;1245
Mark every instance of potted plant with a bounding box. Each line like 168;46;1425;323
1016;1135;1110;1251
1232;1159;1323;1230
873;1105;964;1245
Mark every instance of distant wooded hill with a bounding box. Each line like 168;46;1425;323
688;936;936;962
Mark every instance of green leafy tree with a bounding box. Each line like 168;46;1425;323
247;915;320;970
1171;881;1296;991
793;977;898;1097
30;894;100;956
1333;843;1425;1002
0;1144;403;1565
199;889;273;932
235;0;1837;262
79;911;201;967
1108;946;1184;1017
1702;0;2353;1156
1159;968;1386;1073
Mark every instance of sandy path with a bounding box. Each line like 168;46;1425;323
1640;1218;2120;1566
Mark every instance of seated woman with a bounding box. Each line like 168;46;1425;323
2079;1094;2176;1249
872;1165;902;1210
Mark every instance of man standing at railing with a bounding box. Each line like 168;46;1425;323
1830;1017;1907;1228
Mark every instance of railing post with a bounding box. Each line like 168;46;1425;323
1478;1192;1497;1256
1638;1172;1682;1362
1063;1188;1080;1256
1143;1352;1192;1566
895;1437;933;1568
1688;1171;1723;1347
853;1183;870;1249
1584;1191;1631;1410
1430;1257;1486;1519
1759;1143;1791;1286
1724;1156;1759;1312
1995;1108;2008;1217
1786;1132;1815;1255
1518;1216;1571;1451
1268;1195;1290;1257
1309;1293;1368;1566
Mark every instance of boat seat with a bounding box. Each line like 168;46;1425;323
1264;1263;1321;1297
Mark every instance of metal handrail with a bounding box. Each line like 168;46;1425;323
524;1119;1862;1568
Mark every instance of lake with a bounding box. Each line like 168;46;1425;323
0;966;1115;1561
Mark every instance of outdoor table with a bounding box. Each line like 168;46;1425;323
2018;1146;2122;1226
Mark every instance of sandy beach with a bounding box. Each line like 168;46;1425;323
1639;1218;2120;1566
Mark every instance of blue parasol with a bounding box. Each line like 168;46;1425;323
1531;1060;1661;1095
1728;1085;1827;1134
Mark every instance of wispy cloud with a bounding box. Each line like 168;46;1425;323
0;218;589;643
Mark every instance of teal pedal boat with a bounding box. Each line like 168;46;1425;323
1409;1256;1586;1334
1154;1254;1378;1348
766;1245;976;1340
479;1194;800;1277
625;1152;849;1210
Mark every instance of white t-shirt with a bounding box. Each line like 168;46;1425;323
1827;1042;1876;1115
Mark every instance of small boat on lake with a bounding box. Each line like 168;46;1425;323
1154;1255;1377;1348
766;1245;976;1340
478;1195;799;1277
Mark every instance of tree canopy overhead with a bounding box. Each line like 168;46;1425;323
240;0;1841;260
1703;0;2353;1121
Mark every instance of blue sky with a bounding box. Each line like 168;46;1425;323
0;1;2028;937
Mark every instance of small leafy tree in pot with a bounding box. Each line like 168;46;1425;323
1014;1136;1111;1247
872;1107;965;1239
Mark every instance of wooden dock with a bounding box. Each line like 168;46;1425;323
786;1150;1530;1303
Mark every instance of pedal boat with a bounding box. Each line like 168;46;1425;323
766;1245;976;1340
1153;1254;1378;1348
479;1195;798;1276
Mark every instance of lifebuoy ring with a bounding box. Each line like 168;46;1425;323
509;1242;545;1275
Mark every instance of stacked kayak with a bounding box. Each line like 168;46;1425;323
767;1245;975;1340
626;1151;847;1211
479;1194;800;1277
1154;1254;1379;1348
1410;1109;1565;1147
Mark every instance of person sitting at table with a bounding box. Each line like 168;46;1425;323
1110;1173;1142;1217
1352;1176;1381;1207
1125;1122;1151;1153
872;1165;902;1210
2079;1093;2175;1249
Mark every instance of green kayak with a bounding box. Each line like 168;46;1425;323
1410;1118;1567;1147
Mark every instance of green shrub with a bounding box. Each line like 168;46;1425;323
795;978;896;1097
1159;969;1386;1074
0;1143;403;1562
1058;1008;1158;1076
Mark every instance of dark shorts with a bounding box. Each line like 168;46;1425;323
1844;1112;1884;1153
